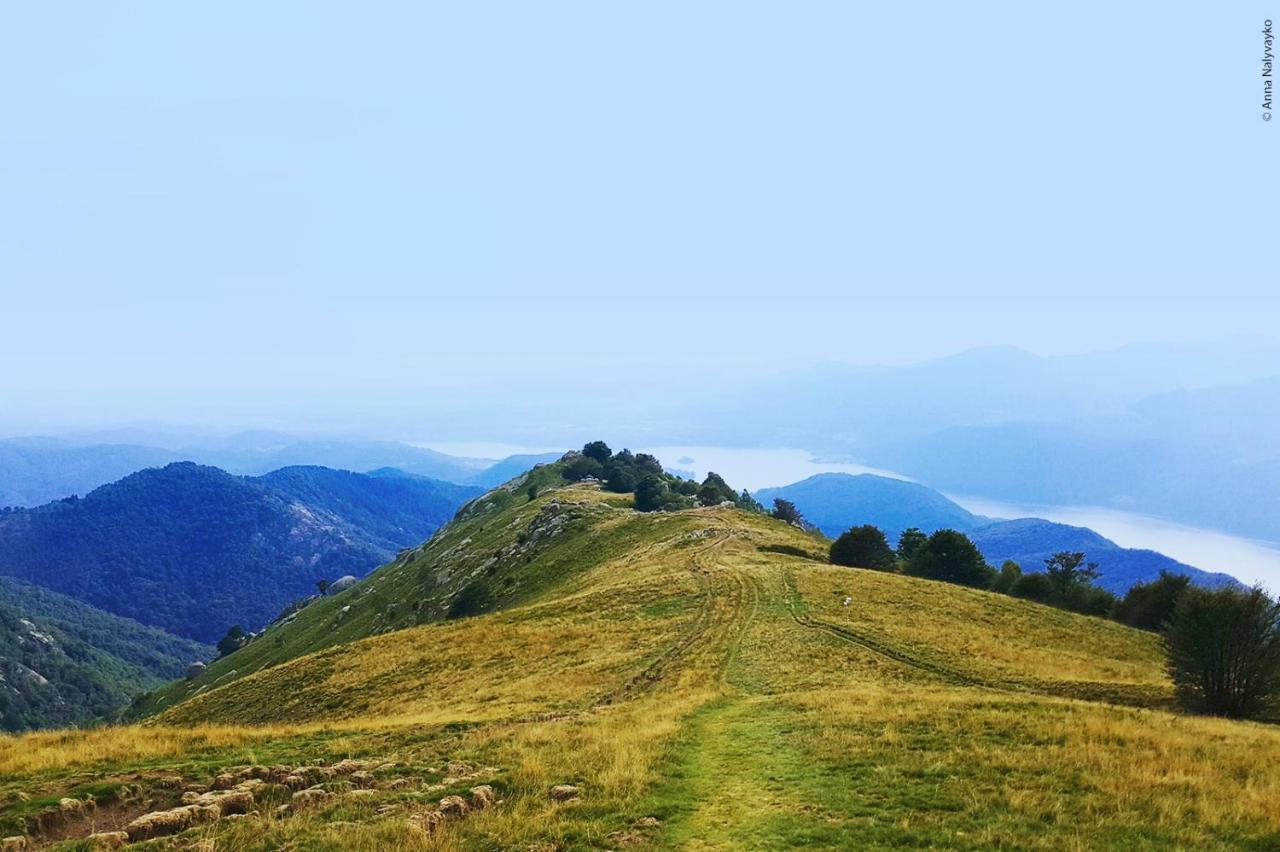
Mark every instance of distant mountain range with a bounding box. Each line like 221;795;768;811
756;473;1239;593
0;462;483;643
0;576;210;731
0;432;558;508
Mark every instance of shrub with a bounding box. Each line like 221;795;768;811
1165;586;1280;719
1009;571;1054;602
447;580;496;619
634;475;670;512
1113;571;1190;630
604;465;637;494
830;525;896;571
563;456;604;482
217;625;249;658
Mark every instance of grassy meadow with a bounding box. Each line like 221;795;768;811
3;480;1279;849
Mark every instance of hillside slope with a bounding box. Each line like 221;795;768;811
0;463;481;643
0;577;210;732
6;461;1278;850
759;472;1238;592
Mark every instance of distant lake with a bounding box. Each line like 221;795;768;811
641;445;1280;591
952;496;1280;592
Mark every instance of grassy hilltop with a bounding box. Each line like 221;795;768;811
2;456;1279;850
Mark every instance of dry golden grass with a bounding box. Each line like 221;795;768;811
5;488;1280;851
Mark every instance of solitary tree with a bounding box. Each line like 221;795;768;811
830;525;897;571
217;625;248;658
1165;585;1280;719
316;578;331;596
907;529;992;588
771;498;805;526
896;528;928;562
1043;551;1100;597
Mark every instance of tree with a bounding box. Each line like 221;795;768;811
830;525;896;571
634;475;669;512
581;441;613;465
217;625;248;658
633;453;665;478
907;529;992;587
1043;551;1100;597
897;528;928;562
1114;571;1191;630
991;560;1022;594
1164;586;1280;719
738;490;764;513
771;498;804;526
315;579;331;596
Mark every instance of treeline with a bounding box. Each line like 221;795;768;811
562;442;764;514
828;522;1280;721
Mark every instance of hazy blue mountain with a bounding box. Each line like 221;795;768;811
759;473;1240;592
0;462;480;642
862;423;1280;543
756;473;984;542
0;438;180;507
0;576;211;731
465;452;565;488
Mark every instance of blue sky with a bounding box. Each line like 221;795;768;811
1;3;1275;423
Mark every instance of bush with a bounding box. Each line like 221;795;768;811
604;465;637;494
217;625;249;658
830;525;896;571
634;475;670;512
447;580;495;619
1114;571;1190;630
907;529;993;588
1009;571;1054;602
1165;586;1280;719
563;455;604;482
991;560;1022;594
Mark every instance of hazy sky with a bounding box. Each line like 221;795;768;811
2;3;1276;417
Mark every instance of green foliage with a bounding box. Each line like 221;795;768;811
697;472;737;507
635;475;671;513
217;625;249;658
1114;571;1191;631
1008;571;1053;602
447;580;496;619
1044;551;1100;597
830;525;896;571
1165;586;1280;719
604;465;637;494
738;490;764;513
896;527;928;562
581;441;613;465
991;560;1022;594
771;498;804;526
0;577;210;731
907;529;993;588
562;455;604;482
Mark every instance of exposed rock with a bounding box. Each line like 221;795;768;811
85;831;129;849
283;774;309;790
1;837;27;852
199;790;253;814
549;784;581;801
634;816;661;828
181;791;201;805
469;785;495;809
437;795;470;818
212;772;237;790
58;797;86;815
329;575;359;594
349;771;375;789
185;661;206;679
330;758;367;775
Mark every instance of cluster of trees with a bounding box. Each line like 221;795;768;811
828;522;1280;720
564;442;764;514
